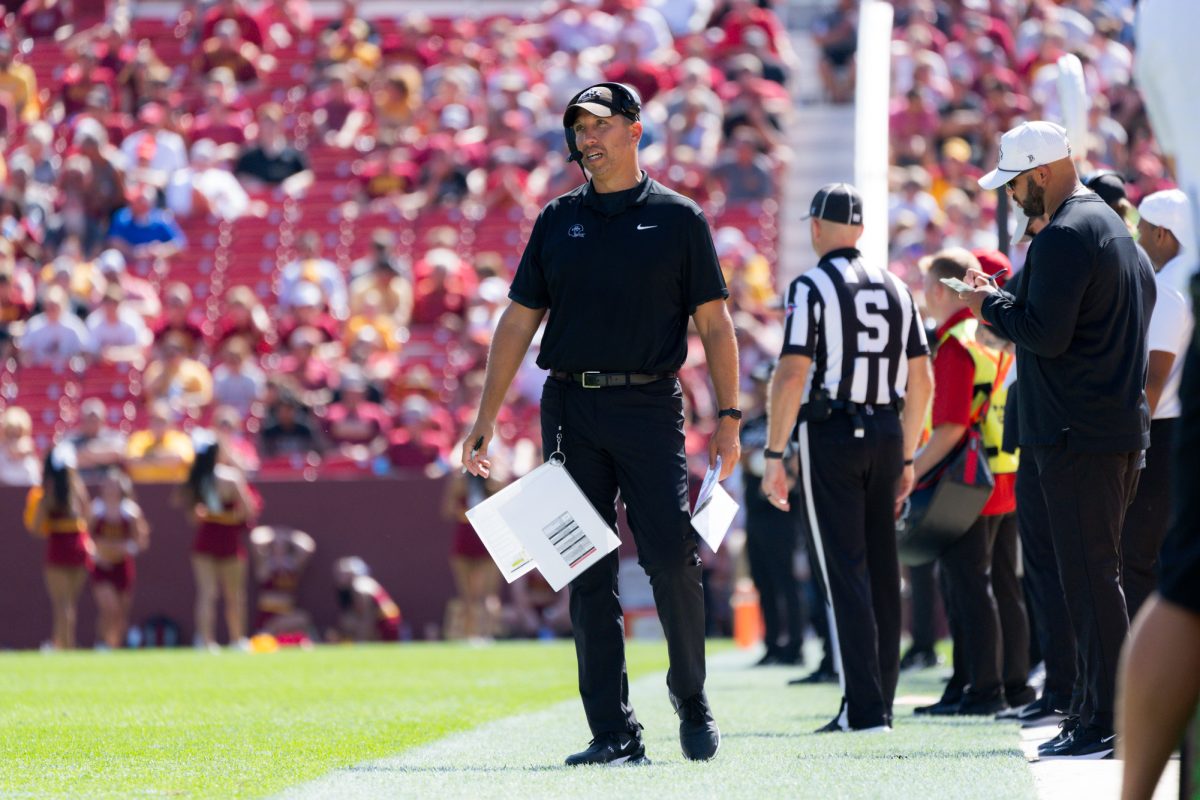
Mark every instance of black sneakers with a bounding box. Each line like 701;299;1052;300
564;730;650;767
1039;724;1116;760
675;691;721;761
1036;716;1081;758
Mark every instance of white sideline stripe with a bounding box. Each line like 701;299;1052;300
798;421;847;729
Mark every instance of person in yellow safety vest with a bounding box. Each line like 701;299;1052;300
913;247;1035;717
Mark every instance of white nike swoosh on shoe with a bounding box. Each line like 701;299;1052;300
1101;735;1117;743
637;224;657;230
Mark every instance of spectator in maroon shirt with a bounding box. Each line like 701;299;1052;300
273;326;335;407
202;0;265;48
322;368;390;459
890;89;939;165
275;282;340;348
190;81;250;147
603;39;668;103
411;249;470;328
150;282;207;357
357;148;418;204
196;19;265;86
60;46;118;120
213;285;274;356
17;0;70;40
310;66;370;148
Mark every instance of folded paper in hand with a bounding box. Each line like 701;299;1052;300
464;460;621;592
690;456;738;552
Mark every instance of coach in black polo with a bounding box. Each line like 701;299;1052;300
761;183;933;733
461;83;740;766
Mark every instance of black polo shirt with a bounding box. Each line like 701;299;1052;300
509;172;728;373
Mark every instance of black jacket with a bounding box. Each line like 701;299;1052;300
981;191;1156;453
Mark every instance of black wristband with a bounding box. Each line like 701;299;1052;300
903;458;914;466
764;449;785;459
717;408;742;420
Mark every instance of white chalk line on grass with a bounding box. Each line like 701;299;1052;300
275;648;1039;800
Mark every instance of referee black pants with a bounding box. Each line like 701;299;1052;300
1016;455;1077;710
1121;417;1177;620
540;377;706;737
799;409;903;729
1028;444;1140;731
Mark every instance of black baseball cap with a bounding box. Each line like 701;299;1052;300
563;84;639;127
1082;171;1127;207
802;182;864;225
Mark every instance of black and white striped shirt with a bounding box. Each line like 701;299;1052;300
781;247;929;405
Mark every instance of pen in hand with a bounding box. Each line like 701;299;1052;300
985;268;1008;287
462;435;485;475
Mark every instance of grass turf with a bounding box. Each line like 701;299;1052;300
281;646;1037;800
0;641;1036;800
0;641;670;799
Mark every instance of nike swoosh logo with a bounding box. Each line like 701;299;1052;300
1101;735;1116;743
637;224;657;230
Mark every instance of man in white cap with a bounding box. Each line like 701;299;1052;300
960;120;1156;760
1120;190;1194;622
1137;189;1194;300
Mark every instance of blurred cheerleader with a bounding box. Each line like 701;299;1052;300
24;443;93;650
88;468;150;649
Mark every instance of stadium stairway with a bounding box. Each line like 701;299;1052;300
778;28;855;287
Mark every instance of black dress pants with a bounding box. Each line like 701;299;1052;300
1028;444;1141;730
939;513;1003;702
744;475;805;659
1122;416;1177;620
1016;455;1077;709
907;562;938;655
798;409;903;729
540;377;706;737
991;512;1034;704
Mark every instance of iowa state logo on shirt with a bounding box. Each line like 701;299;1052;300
568;224;585;238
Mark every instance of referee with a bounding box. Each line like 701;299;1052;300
461;83;739;765
762;183;933;732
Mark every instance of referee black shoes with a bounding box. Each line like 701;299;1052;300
564;729;650;767
676;691;721;761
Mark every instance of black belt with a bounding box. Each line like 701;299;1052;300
829;398;904;414
550;370;675;389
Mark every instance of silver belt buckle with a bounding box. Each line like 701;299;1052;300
581;371;602;389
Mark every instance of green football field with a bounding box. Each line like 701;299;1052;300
0;641;1036;800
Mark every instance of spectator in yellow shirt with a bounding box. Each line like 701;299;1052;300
0;34;42;123
143;331;214;416
126;400;194;483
